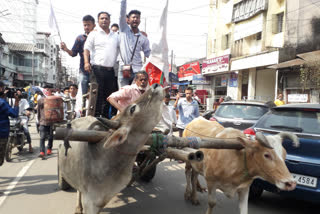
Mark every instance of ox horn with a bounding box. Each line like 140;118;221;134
256;132;274;149
277;132;300;147
96;117;120;129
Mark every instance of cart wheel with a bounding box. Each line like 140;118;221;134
57;151;71;190
138;153;157;182
5;139;12;162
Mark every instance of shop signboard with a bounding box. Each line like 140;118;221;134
192;74;211;85
177;61;201;81
288;94;308;103
202;54;230;75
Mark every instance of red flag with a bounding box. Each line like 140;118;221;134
146;62;167;87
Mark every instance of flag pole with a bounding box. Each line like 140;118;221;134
49;0;62;42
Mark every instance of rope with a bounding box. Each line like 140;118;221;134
151;133;166;154
186;137;201;149
241;149;252;181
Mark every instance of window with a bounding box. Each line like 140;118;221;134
36;43;44;49
256;32;262;40
9;54;13;64
233;39;243;57
272;12;284;34
24;59;32;67
13;56;18;65
222;33;231;50
232;0;267;23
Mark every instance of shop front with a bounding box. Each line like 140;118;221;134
202;54;233;103
231;51;279;101
268;50;320;104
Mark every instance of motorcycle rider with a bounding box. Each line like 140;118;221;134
16;89;33;153
0;81;20;166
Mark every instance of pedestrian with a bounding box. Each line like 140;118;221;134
155;93;177;136
274;93;285;106
0;81;20;166
37;85;54;159
84;11;119;118
60;15;96;95
107;71;149;113
174;87;200;137
213;96;224;111
63;87;69;97
34;91;43;133
69;84;78;99
111;23;119;32
118;0;151;87
68;84;81;118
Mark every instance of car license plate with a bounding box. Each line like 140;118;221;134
292;173;317;188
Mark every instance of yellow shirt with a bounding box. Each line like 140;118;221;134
34;94;38;104
274;99;285;106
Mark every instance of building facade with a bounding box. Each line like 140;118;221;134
0;0;38;44
206;0;320;104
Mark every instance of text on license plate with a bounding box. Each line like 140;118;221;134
292;173;317;188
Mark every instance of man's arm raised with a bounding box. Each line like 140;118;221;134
119;0;128;32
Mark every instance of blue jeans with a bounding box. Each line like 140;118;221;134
80;71;90;94
39;125;53;153
117;65;135;88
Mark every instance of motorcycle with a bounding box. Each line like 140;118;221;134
5;117;27;162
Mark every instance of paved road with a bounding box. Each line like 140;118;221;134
0;122;318;214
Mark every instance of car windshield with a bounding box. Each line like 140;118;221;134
257;108;320;135
215;104;268;120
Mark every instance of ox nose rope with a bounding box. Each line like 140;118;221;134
241;149;252;181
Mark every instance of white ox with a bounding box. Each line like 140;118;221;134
183;117;299;214
58;84;163;214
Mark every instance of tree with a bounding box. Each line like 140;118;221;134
299;60;320;90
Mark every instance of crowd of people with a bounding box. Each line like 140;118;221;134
60;0;150;119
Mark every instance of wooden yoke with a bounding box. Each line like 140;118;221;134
54;128;244;150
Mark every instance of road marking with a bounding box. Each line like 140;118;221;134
0;159;36;207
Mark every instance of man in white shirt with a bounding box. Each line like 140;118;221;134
84;11;120;118
155;94;177;136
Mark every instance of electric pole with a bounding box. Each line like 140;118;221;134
32;44;34;85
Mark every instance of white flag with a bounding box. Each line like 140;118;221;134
143;0;169;82
48;0;60;34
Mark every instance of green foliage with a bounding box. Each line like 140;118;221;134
300;61;320;89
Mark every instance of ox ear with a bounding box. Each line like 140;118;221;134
103;127;129;149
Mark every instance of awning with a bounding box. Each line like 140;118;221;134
297;50;320;61
267;58;305;69
268;50;320;69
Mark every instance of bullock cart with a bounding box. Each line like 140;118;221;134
54;127;244;185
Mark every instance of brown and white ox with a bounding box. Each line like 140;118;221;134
183;117;299;214
58;84;164;214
